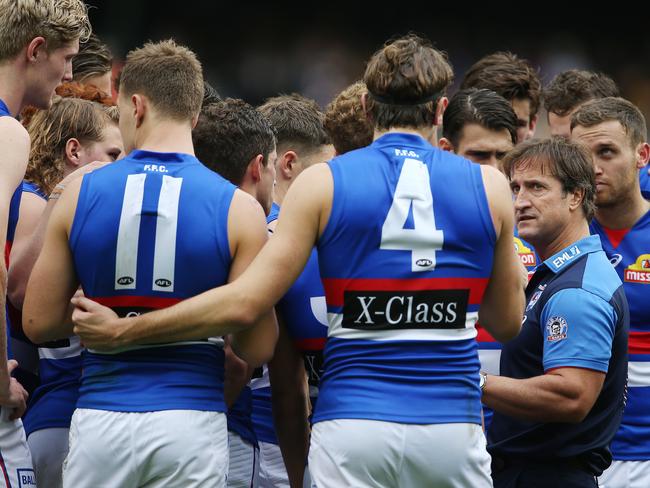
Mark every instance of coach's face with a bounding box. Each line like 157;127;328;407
510;159;570;248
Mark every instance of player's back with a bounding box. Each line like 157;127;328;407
70;149;236;413
315;132;496;425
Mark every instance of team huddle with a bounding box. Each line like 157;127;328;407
0;1;649;488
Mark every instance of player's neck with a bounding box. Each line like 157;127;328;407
595;189;649;230
0;64;27;116
273;181;288;206
134;119;195;156
375;127;438;146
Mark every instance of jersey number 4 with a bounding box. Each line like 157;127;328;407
380;158;444;272
114;174;183;292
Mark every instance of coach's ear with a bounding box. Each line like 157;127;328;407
438;137;454;153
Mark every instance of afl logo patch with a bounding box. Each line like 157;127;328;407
155;278;172;288
546;316;568;342
416;258;433;267
117;276;134;285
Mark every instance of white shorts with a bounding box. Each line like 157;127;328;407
0;409;34;488
256;441;289;488
63;409;228;488
227;431;259;488
27;428;68;488
599;460;650;488
309;419;492;488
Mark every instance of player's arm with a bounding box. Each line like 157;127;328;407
269;314;311;488
478;165;525;342
224;190;278;367
23;178;83;343
483;288;613;422
72;163;333;351
0;118;31;412
9;161;108;309
7;192;47;310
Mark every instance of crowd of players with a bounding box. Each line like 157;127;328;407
0;1;649;487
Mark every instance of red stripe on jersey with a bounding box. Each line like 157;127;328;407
0;449;11;488
322;277;488;307
91;296;183;309
294;337;327;351
630;330;650;355
4;240;11;269
476;325;497;343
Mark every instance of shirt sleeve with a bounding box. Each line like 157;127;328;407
540;287;617;373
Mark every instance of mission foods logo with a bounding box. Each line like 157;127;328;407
342;289;469;330
624;254;650;284
514;237;536;267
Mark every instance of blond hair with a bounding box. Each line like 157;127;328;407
26;97;118;195
119;40;203;120
0;0;91;60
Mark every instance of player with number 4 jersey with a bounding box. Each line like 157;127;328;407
69;35;524;488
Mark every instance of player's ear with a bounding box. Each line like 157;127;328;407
635;142;650;169
528;114;538;139
361;92;373;122
438;137;454;153
434;96;448;126
278;151;298;179
248;154;263;182
133;94;146;128
64;138;82;167
26;37;46;63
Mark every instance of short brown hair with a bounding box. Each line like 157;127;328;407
0;0;90;60
571;97;647;148
324;81;374;155
442;88;517;147
26;97;118;195
193;98;276;185
363;34;453;131
461;52;541;117
119;40;203;121
258;94;329;154
503;137;596;220
544;70;619;117
73;33;113;84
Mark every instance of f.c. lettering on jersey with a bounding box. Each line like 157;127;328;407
342;289;469;330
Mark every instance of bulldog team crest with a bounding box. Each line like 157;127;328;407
546;316;568;342
514;237;537;267
624;254;650;284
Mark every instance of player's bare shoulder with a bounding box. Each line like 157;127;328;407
0;116;30;175
479;163;513;238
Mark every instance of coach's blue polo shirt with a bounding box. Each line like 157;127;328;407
487;235;629;476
